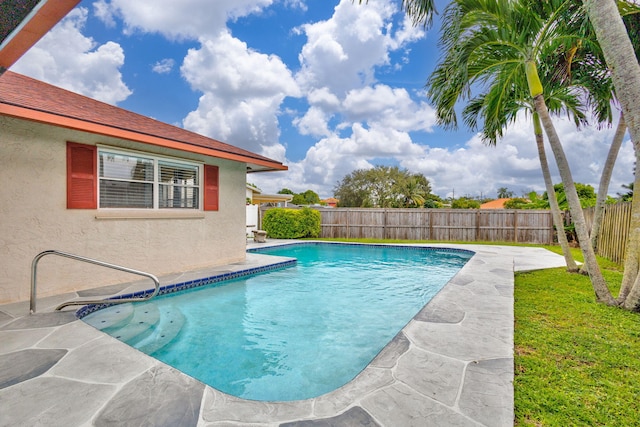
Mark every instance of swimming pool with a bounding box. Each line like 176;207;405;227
82;243;473;401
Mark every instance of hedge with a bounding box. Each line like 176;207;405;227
262;207;321;239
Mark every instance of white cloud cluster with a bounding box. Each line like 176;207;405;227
93;0;274;39
11;8;131;105
400;113;634;199
295;1;423;95
12;0;633;200
180;31;300;154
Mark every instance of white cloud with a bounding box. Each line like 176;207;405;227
96;0;275;39
93;0;116;27
11;7;131;105
294;106;333;137
295;0;424;96
255;112;634;200
152;58;175;74
401;114;634;199
342;85;437;132
181;31;300;153
17;0;630;202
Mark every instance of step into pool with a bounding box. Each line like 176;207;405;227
82;243;473;401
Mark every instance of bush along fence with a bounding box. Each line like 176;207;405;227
583;202;632;264
262;207;321;239
312;208;555;244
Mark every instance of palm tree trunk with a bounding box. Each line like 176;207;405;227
583;0;640;151
584;0;640;310
590;112;626;251
534;94;616;305
533;112;578;271
618;142;640;309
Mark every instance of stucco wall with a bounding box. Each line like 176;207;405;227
0;116;248;304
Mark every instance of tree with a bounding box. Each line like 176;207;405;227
364;0;640;308
503;197;532;209
334;166;432;208
278;188;295;195
588;14;640;251
497;187;514;198
427;0;587;272
451;197;480;209
423;193;444;208
398;175;429;207
546;183;598;210
619;183;634;202
291;190;320;205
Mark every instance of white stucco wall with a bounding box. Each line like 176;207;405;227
0;116;248;304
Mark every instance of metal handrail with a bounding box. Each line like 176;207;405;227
30;250;160;314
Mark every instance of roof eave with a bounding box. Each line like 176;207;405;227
0;0;81;73
0;103;288;172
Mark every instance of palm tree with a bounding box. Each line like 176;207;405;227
399;176;427;207
584;6;640;310
427;0;599;275
586;13;640;252
362;0;640;309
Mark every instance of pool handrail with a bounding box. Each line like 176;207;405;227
30;249;160;314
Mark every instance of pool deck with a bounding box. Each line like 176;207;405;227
0;241;566;426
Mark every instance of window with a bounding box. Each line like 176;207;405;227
67;142;219;211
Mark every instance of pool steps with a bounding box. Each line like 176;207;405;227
84;304;186;355
134;307;186;355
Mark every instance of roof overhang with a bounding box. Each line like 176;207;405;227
252;194;294;204
0;102;288;172
0;0;81;74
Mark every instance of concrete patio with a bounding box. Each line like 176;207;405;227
0;242;566;426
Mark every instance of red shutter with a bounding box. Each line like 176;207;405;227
203;165;219;211
67;142;97;209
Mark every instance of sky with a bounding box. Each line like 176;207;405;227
10;0;635;200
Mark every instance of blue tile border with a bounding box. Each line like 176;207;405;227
76;258;297;319
248;241;476;256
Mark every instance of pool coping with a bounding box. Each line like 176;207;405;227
0;241;567;426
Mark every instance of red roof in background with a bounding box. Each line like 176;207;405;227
480;198;511;209
0;71;287;172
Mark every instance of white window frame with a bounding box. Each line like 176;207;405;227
97;146;203;210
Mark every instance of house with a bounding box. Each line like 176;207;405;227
245;184;293;232
322;197;338;208
0;71;287;304
479;198;511;209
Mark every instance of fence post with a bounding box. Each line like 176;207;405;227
383;208;387;239
514;210;519;243
346;209;350;239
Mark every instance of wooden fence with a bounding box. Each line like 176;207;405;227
316;208;555;244
583;202;632;264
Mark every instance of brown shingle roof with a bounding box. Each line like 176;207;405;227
0;71;286;172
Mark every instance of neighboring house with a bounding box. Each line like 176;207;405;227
480;198;512;209
322;197;338;208
0;71;287;304
245;185;293;231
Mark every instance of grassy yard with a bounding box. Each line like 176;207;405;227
514;247;640;426
315;239;640;425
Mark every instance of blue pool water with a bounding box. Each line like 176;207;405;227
83;243;472;401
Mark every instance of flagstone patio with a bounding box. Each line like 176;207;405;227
0;242;566;426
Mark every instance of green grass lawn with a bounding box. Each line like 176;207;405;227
514;248;640;426
315;238;640;425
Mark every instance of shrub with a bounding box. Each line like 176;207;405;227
262;207;321;239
